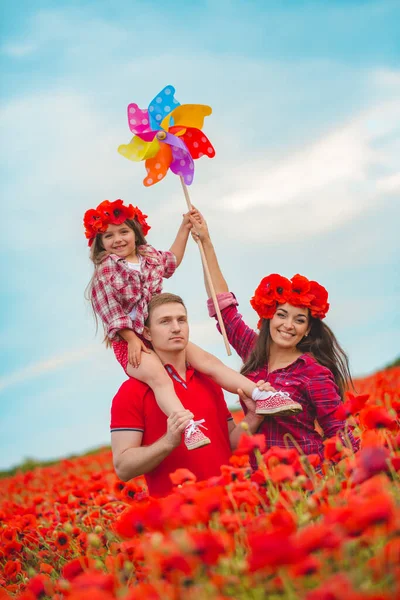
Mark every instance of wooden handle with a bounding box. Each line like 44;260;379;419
180;177;232;356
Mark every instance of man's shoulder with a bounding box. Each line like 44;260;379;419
113;377;150;403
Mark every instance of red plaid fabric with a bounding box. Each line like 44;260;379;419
208;293;359;460
91;245;176;340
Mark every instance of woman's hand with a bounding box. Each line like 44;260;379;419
189;207;210;244
128;336;151;368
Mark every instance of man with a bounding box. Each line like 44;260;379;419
110;292;263;497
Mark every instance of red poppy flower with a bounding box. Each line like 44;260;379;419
54;531;70;550
62;557;90;581
189;530;226;565
83;209;105;232
159;553;193;582
355;446;391;482
290;555;321;577
290;274;314;307
269;464;295;484
114;500;163;537
235;433;266;456
169;468;197;486
308;280;330;319
133;206;151;236
96;200;113;221
83;199;150;246
67;590;115;600
305;573;360;600
250;274;291;321
248;531;302;571
3;559;21;581
122;480;147;502
359;406;397;430
71;571;115;593
295;522;343;553
193;486;226;519
250;273;330;324
39;562;54;574
26;574;54;598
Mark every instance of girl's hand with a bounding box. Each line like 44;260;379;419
255;380;276;394
180;211;193;232
188;206;210;243
128;336;151;368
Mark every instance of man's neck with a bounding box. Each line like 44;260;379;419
156;349;187;380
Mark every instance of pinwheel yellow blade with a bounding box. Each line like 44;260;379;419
167;104;212;130
118;136;159;162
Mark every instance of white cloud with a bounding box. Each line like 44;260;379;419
196;99;400;243
377;172;400;193
2;42;37;57
0;344;101;393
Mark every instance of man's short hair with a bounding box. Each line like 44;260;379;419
145;293;187;326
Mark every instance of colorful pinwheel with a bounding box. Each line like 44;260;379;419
118;85;215;187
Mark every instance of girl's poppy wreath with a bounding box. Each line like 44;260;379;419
250;273;330;326
83;199;150;246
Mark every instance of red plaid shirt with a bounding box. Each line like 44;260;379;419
91;245;176;339
208;292;358;459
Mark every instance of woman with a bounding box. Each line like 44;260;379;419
190;211;358;462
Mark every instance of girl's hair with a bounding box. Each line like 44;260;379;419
85;218;148;344
240;314;353;400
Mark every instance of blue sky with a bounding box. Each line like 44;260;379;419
1;0;399;469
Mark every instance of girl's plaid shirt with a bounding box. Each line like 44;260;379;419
207;292;359;460
91;245;176;339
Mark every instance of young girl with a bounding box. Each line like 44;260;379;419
84;199;302;451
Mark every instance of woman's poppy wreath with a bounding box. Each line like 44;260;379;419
250;273;330;327
83;199;150;246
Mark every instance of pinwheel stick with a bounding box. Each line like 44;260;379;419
179;177;232;356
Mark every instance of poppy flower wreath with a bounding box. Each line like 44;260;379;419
83;199;150;246
250;273;330;327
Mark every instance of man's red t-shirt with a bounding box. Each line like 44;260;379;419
110;364;233;497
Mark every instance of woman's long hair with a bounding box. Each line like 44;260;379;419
85;218;147;344
240;315;353;400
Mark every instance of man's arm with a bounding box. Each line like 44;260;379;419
111;410;192;482
227;389;265;450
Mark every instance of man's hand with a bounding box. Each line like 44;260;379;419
128;335;151;368
165;410;193;449
237;388;265;427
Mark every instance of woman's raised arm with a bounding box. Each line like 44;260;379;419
189;209;258;361
189;209;229;297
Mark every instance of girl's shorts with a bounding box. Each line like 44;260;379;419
112;334;152;376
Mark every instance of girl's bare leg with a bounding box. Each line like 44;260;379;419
186;342;261;397
186;342;302;416
127;351;191;418
127;351;211;449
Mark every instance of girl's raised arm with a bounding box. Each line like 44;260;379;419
169;211;192;267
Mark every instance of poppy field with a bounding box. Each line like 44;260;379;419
1;366;400;600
